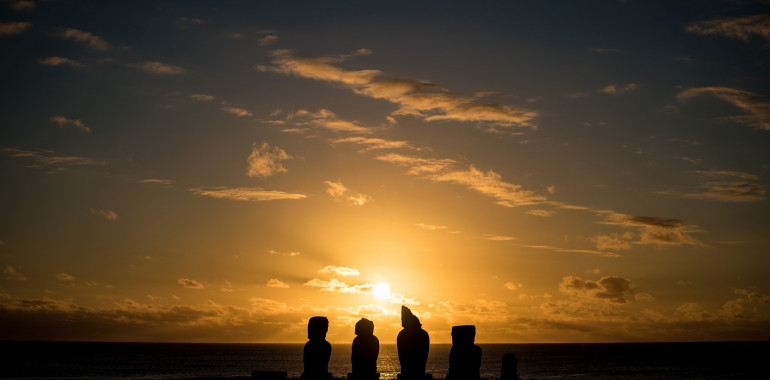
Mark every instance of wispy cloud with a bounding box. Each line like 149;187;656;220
55;273;75;281
190;94;215;101
686;169;765;202
0;21;31;36
415;223;447;231
599;211;702;247
188;187;306;201
333;137;412;151
589;48;621;54
4;266;28;281
259;49;537;128
138;179;174;186
520;244;621;258
560;275;635;303
431;166;546;207
268;249;300;257
486;235;515;241
130;61;186;75
1;148;103;167
282;109;374;134
177;278;204;289
685;13;770;42
526;209;556;217
677;87;770;130
324;180;369;206
266;279;289;288
222;106;253;117
38;57;81;67
50;116;90;133
247;142;292;178
376;153;456;174
304;278;374;293
258;34;278;46
599;83;641;95
90;208;118;221
504;281;522;290
8;1;35;11
57;28;109;50
319;265;360;277
592;233;634;251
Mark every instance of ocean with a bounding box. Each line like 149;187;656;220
0;341;766;379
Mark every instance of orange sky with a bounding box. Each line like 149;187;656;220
1;0;769;343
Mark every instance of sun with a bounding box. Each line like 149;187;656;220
373;282;391;300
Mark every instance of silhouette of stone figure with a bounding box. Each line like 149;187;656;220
348;318;380;380
302;316;332;380
396;306;430;379
446;325;482;380
500;352;521;380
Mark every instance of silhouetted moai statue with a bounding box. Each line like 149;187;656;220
446;325;482;380
397;306;430;380
348;318;380;380
500;352;521;380
302;316;332;380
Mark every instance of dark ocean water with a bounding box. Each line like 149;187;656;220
0;341;766;379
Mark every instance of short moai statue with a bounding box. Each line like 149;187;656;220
446;325;481;380
302;316;332;380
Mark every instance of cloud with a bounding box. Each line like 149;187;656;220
8;1;35;11
415;223;447;230
560;275;634;303
55;273;75;281
685;13;770;42
138;179;174;186
90;208;118;221
50;116;90;133
599;83;641;95
677;87;770;130
268;249;300;257
376;153;456;175
190;94;215;101
526;209;556;217
519;244;620;258
487;235;515;241
57;28;109;50
304;278;374;294
130;61;186;75
504;282;522;290
4;266;28;281
323;180;369;206
592;232;634;251
260;49;537;128
284;109;374;134
430;166;546;207
0;21;31;36
258;34;278;46
38;57;81;67
589;48;621;54
684;169;765;202
177;278;204;289
188;187;306;201
1;148;103;167
599;211;702;247
247;142;292;178
333;137;412;151
222;107;253;117
266;279;289;288
319;265;360;277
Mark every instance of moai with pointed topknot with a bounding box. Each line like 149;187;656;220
396;306;431;380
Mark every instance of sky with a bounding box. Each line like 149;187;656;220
1;0;769;344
